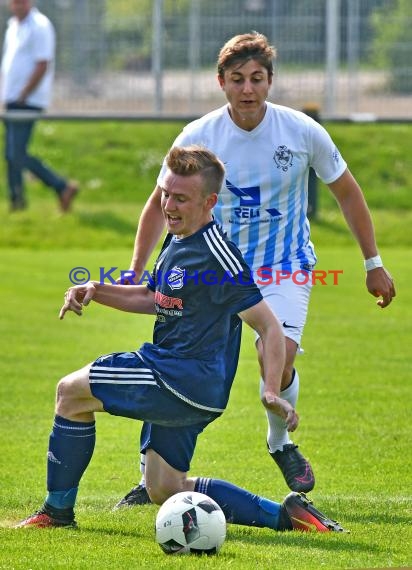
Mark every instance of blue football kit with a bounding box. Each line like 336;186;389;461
88;220;262;470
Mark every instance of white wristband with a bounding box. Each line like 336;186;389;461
364;255;383;271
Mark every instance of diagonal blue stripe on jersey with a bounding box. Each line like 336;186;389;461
203;226;243;276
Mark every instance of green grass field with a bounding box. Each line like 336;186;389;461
0;122;411;569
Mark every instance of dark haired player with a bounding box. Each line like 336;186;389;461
118;32;395;507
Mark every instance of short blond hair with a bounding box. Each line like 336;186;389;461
166;145;225;196
217;32;276;79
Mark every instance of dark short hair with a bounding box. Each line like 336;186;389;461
166;145;225;196
217;32;276;79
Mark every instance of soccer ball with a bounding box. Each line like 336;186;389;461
155;491;226;555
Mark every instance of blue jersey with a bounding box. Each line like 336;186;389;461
138;221;263;413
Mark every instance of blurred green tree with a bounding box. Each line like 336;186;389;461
371;0;412;93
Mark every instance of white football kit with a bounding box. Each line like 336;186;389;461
158;103;347;343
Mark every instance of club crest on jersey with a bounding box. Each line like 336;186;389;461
273;145;293;171
167;266;185;290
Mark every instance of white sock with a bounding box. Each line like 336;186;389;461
261;369;300;453
139;453;146;486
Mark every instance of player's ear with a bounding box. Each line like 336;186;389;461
217;74;225;89
206;193;218;209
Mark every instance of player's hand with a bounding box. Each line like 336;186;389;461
366;267;396;308
261;392;299;432
59;282;97;319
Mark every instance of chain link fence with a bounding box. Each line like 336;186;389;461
1;0;411;119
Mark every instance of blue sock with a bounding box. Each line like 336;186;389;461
46;415;96;509
195;478;281;530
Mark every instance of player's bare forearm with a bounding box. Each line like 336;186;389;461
59;282;155;319
328;169;396;307
130;186;165;280
239;300;285;396
329;169;379;259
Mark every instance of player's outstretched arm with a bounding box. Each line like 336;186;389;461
328;168;396;308
59;282;156;319
239;300;299;432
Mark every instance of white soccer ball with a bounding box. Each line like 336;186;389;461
155;491;226;555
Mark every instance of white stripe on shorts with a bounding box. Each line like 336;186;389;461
89;365;157;385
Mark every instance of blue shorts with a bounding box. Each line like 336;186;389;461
139;421;211;472
89;351;219;472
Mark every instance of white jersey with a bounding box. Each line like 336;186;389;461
157;103;347;272
1;7;55;108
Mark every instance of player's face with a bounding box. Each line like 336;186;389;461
161;171;217;239
218;59;272;131
9;0;31;20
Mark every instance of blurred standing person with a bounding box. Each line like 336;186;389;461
1;0;78;211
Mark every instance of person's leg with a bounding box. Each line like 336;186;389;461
194;477;345;532
6;102;78;211
17;350;199;527
144;430;288;530
16;364;102;528
4;113;33;209
22;128;79;212
145;449;345;532
257;277;315;492
25;153;67;194
259;336;299;449
113;426;151;509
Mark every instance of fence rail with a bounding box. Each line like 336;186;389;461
1;0;411;120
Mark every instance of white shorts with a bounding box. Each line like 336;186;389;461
256;271;312;345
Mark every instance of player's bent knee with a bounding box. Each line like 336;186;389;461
55;368;92;417
147;478;186;505
148;484;175;505
55;378;76;416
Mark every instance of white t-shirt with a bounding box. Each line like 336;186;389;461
1;7;55;108
158;103;347;272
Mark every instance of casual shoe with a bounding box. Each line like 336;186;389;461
113;484;152;509
59;181;79;212
269;443;315;492
280;492;346;532
10;196;27;212
15;506;77;529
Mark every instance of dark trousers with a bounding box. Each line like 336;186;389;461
4;102;67;205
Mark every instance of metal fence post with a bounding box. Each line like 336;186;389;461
189;0;201;113
152;0;163;114
325;0;340;116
